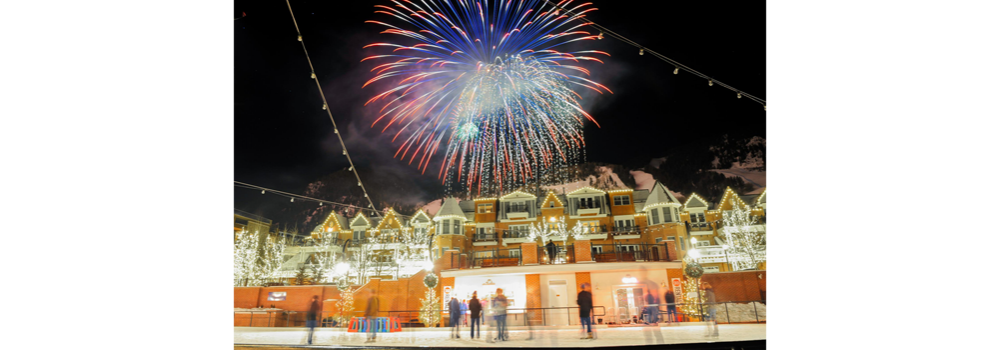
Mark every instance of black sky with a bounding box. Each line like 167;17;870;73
235;0;765;218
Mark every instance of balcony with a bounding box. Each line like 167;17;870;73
610;226;641;239
538;244;575;264
501;229;533;244
591;242;670;262
472;232;499;246
574;227;608;240
688;222;715;235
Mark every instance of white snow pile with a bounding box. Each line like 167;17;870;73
420;199;443;216
543;166;627;193
713;302;766;323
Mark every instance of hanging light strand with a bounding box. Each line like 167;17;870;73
540;0;766;107
284;0;383;218
235;181;409;218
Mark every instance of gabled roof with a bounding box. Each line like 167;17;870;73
540;191;565;208
434;197;467;221
312;210;349;234
567;186;606;197
350;213;372;228
642;181;682;211
375;208;405;230
499;190;536;201
408;209;433;226
755;189;767;206
717;187;750;210
683;193;710;210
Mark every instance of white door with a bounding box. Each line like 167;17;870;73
547;282;569;326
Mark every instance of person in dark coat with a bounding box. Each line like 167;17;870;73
469;292;482;339
449;297;462;339
545;240;558;263
664;291;677;323
577;283;594;339
306;295;321;345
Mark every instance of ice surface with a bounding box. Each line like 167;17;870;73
235;323;765;347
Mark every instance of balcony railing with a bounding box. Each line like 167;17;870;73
472;233;499;242
688;222;714;231
610;226;640;236
501;229;531;239
591;242;671;262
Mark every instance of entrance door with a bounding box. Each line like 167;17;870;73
612;285;646;324
546;281;569;326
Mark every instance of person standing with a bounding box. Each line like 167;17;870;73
702;282;718;338
493;288;508;341
449;297;462;339
461;299;469;326
364;290;380;343
577;283;594;340
306;295;321;345
545;240;557;263
469;292;482;339
664;291;677;324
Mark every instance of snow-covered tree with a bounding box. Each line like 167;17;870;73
419;288;441;327
334;286;355;326
233;230;286;286
720;199;766;271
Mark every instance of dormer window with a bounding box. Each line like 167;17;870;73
613;195;630;206
478;203;493;213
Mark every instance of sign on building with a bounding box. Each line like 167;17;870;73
267;292;286;301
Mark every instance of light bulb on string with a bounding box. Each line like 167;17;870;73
348;166;353;171
737;93;742;99
639;48;644;56
310;72;316;79
342;150;347;155
322;104;327;110
290;198;295;203
709;80;713;86
358;181;362;186
334;129;338;134
764;105;767;111
598;32;604;40
297;35;302;42
261;190;265;194
674;67;679;74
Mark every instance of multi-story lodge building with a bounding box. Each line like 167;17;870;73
285;182;765;324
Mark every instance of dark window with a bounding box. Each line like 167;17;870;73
614;195;630;206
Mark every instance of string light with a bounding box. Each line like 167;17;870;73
342;150;347;155
674;67;679;74
297;35;302;42
290;198;294;203
708;80;713;86
322;104;327;110
310;72;315;79
639;48;644;55
334;129;338;134
737;92;742;99
348;166;353;171
261;190;265;194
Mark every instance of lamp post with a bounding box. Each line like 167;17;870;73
686;248;703;322
721;244;733;272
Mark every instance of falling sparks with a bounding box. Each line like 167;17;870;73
363;0;610;196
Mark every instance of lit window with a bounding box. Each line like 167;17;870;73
478;203;493;214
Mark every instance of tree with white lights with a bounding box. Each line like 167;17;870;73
419;288;441;327
720;199;766;271
334;286;355;326
310;230;341;283
234;230;286;286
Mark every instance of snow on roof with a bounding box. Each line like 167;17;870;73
434;198;466;220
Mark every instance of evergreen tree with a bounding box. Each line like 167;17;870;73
294;266;308;286
310;264;325;285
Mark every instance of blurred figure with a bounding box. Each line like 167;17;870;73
577;283;594;339
306;295;320;345
485;295;495;343
702;282;718;338
639;267;664;344
663;290;677;324
461;299;469;326
469;292;482;339
545;240;557;263
494;288;509;341
449;297;462;339
364;289;379;343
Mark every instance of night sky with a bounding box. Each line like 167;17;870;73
235;0;765;218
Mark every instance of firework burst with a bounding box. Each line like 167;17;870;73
363;0;611;195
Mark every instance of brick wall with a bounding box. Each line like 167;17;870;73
575;272;591;294
698;271;766;302
574;241;592;262
666;241;678;261
525;274;542;324
522;242;538;264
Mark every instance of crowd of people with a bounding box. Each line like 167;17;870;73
301;280;721;344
